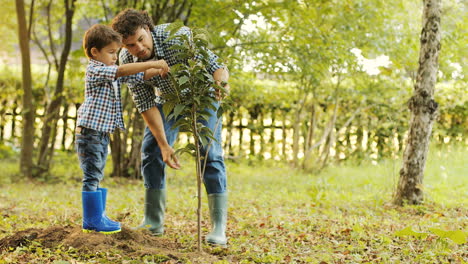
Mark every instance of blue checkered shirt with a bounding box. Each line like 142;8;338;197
119;24;224;113
77;59;145;133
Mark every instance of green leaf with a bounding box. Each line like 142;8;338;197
429;228;467;245
162;102;176;119
165;21;184;36
173;104;185;119
394;226;428;239
217;106;224;119
178;76;190;86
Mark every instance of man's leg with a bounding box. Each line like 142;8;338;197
138;104;179;235
200;102;228;245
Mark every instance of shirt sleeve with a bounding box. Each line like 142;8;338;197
86;65;118;88
118;72;145;85
119;50;157;113
126;81;158;113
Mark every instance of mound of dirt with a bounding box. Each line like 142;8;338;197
0;225;220;262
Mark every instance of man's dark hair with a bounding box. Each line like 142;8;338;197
111;9;155;39
83;24;122;59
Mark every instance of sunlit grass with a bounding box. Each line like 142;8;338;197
0;144;466;263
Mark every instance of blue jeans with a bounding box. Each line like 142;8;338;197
75;127;110;192
141;103;227;194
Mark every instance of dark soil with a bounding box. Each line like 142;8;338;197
0;225;221;263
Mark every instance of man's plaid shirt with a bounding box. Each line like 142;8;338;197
77;59;145;133
119;24;224;113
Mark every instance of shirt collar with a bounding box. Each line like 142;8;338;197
89;59;106;66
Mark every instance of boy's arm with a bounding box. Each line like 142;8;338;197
144;68;162;80
116;60;169;78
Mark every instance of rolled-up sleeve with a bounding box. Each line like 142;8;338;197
126;81;157;113
205;48;224;75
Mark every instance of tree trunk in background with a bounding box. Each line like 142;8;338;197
394;0;440;205
36;0;76;177
16;0;35;178
238;111;244;156
292;105;303;167
269;108;276;158
259;112;265;160
61;104;69;150
281;113;287;159
224;111;235;156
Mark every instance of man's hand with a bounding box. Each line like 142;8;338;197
215;80;230;101
161;145;181;169
153;59;170;78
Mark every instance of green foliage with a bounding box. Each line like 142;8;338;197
0;143;15;160
162;22;226;156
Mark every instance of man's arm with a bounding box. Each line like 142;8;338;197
141;106;180;169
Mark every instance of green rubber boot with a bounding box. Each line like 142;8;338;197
137;188;166;235
206;193;228;246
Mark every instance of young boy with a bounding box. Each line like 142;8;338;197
77;24;169;234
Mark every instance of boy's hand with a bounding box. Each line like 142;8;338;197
153;60;169;78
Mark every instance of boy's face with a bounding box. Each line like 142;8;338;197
122;26;154;61
91;41;120;66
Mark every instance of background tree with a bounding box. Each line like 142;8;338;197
393;0;441;205
15;0;35;178
35;0;76;176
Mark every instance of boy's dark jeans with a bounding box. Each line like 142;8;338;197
75;127;109;192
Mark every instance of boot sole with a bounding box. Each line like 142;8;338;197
82;228;121;234
206;239;227;247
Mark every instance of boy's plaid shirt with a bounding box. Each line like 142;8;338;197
77;59;145;133
119;24;224;113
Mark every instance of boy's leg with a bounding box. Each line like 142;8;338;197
76;129;109;192
76;129;119;234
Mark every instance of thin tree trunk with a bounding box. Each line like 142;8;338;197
36;0;76;176
259;111;264;160
281;113;287;159
394;0;440;205
16;0;35;178
192;109;202;252
225;111;234;156
61;105;69;150
269;108;276;158
238;111;243;156
110;132;123;178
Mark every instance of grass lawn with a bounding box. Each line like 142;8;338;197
0;145;466;263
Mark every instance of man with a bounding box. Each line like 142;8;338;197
111;9;230;246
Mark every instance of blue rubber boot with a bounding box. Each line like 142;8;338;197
97;188;121;229
82;191;121;234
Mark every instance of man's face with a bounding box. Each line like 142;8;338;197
122;26;154;60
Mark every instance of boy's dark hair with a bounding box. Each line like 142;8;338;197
83;24;122;59
111;8;155;39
